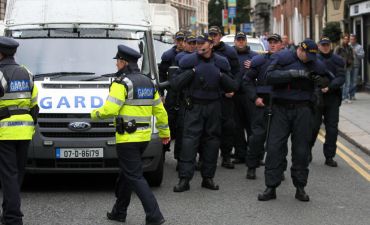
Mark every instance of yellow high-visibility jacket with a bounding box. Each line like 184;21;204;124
0;61;38;140
91;72;170;143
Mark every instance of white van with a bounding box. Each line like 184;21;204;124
149;3;179;63
4;0;165;186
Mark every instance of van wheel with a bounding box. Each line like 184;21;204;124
144;152;164;187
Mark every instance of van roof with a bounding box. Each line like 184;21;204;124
5;0;152;30
149;3;179;35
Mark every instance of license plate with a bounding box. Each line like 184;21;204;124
56;148;104;159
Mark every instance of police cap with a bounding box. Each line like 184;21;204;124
113;45;141;62
267;33;282;42
175;31;186;40
0;37;19;56
196;33;213;44
319;36;331;45
209;26;222;35
299;38;318;61
235;31;246;40
185;34;196;43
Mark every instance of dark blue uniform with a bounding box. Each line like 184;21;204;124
172;51;192;160
311;52;345;160
244;53;273;169
177;52;230;182
213;42;241;165
158;46;181;152
264;49;327;190
233;46;258;162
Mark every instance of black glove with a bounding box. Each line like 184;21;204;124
310;74;330;88
289;69;310;79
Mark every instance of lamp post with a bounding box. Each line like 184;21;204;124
332;0;342;10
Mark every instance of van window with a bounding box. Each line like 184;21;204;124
10;29;150;77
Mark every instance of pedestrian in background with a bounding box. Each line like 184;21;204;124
349;34;365;100
0;37;38;225
91;45;170;225
334;34;354;103
282;35;296;52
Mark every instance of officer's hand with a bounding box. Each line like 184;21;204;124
225;92;234;98
321;87;329;93
310;74;329;88
244;60;252;69
255;97;265;107
162;137;171;145
289;69;310;79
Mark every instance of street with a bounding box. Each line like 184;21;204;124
12;134;370;225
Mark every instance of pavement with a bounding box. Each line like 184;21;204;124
339;92;370;155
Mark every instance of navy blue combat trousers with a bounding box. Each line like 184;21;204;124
264;103;313;188
178;100;222;179
311;93;341;159
114;142;164;223
0;140;29;225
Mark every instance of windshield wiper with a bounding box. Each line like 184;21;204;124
34;72;95;79
82;73;117;81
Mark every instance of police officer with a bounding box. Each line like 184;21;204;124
0;37;38;225
243;34;284;179
232;31;258;164
258;39;328;202
91;45;170;225
208;26;240;169
172;34;197;165
172;34;235;192
158;31;185;153
310;37;345;167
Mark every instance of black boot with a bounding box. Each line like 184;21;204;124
144;218;166;225
107;211;126;222
281;173;285;181
201;178;219;190
221;157;235;169
258;187;276;201
308;152;313;163
246;168;256;180
173;178;190;192
325;158;338;167
295;187;310;202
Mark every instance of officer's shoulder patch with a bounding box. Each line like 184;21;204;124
214;54;231;71
331;54;345;68
161;47;177;61
179;52;198;69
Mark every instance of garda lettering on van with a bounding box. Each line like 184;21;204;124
39;96;104;113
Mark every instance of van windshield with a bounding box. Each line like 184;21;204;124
9;29;150;78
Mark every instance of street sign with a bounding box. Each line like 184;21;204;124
228;7;236;19
228;0;236;7
242;23;252;33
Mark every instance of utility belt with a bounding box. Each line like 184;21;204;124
0;107;30;120
115;116;150;134
274;99;312;109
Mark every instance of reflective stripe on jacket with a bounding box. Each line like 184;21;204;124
91;73;170;143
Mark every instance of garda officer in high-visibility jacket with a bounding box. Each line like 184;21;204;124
91;45;170;225
0;37;38;225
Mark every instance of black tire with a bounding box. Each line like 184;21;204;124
144;152;164;187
